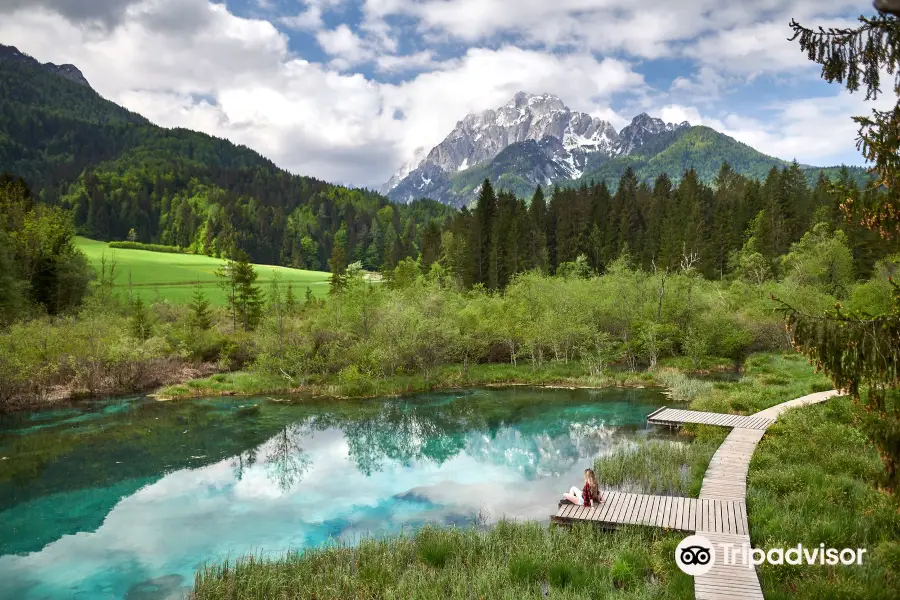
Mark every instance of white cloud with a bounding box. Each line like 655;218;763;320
683;16;861;78
316;24;374;68
0;0;887;189
375;50;436;73
658;105;706;126
279;7;323;31
361;0;866;60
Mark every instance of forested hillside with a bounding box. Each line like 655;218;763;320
0;44;452;270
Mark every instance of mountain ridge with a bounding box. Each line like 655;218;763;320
384;92;867;207
0;44;91;88
0;42;452;274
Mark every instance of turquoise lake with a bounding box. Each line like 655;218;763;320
0;387;668;599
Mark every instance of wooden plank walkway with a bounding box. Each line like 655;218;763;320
551;493;748;535
551;390;841;600
647;407;775;430
699;428;766;501
694;532;764;600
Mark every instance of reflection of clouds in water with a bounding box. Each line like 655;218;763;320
0;397;659;600
463;421;628;479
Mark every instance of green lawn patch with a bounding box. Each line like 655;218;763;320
75;237;330;305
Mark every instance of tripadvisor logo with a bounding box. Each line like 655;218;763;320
675;535;715;576
675;535;868;575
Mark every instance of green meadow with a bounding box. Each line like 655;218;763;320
74;237;331;305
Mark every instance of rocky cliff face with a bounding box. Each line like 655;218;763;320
0;44;91;88
383;92;688;206
613;113;689;155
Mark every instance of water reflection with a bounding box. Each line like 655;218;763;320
263;426;312;492
0;386;668;600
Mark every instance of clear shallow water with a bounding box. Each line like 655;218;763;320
0;387;667;600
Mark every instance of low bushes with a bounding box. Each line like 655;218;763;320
107;241;189;254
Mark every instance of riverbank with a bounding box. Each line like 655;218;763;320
154;357;737;402
190;353;899;600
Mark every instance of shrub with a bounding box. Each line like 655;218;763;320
107;241;188;254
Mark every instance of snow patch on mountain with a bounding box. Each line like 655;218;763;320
384;92;689;206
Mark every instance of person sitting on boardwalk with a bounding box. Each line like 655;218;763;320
562;468;601;507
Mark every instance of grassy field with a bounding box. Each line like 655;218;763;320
749;395;900;599
75;237;330;305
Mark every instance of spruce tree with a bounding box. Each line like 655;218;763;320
130;296;152;341
189;284;212;331
328;235;349;294
781;8;900;491
710;163;741;278
420;221;442;271
528;186;549;271
643;173;670;268
473;179;496;287
234;251;263;331
284;282;297;314
615;167;640;256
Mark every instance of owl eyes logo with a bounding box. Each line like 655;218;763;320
680;545;711;565
675;535;715;576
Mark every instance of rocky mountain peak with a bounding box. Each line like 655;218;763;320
614;112;690;155
383;92;692;206
384;92;622;195
0;44;91;88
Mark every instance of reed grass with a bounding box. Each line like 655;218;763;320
191;522;693;600
594;430;726;497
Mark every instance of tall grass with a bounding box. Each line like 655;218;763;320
654;369;714;403
191;522;693;600
748;396;900;600
594;431;726;496
689;353;831;415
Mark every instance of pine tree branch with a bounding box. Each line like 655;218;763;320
788;15;900;99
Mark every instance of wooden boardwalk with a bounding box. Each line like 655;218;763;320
551;492;749;535
552;390;841;600
699;428;766;500
694;531;764;600
647;407;775;430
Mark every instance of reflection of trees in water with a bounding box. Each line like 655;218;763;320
230;425;311;491
334;401;475;475
463;421;628;479
234;396;652;484
231;446;258;482
264;425;312;491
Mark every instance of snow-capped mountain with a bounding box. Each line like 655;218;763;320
383;92;688;206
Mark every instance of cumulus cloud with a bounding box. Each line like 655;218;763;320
375;50;436;73
0;0;886;187
650;81;899;167
0;0;142;27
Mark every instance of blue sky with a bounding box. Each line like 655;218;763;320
1;0;895;187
